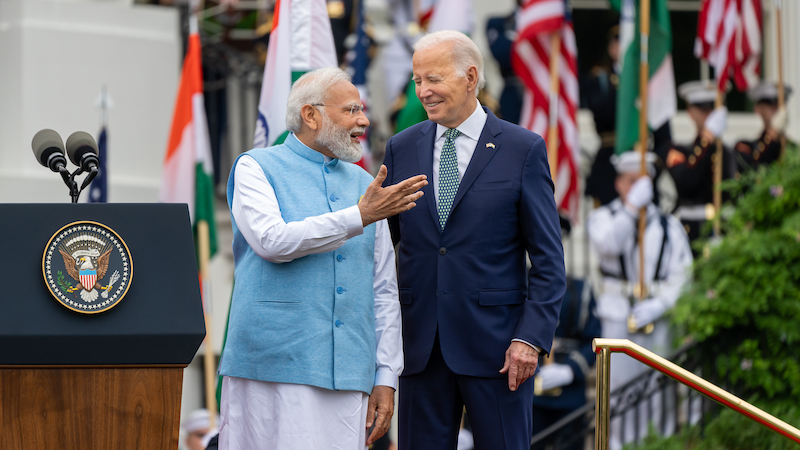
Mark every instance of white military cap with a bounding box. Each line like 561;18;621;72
181;409;219;433
678;80;719;107
747;81;792;103
611;151;657;177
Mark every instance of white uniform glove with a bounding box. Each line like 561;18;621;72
705;106;728;138
536;362;575;391
771;107;788;132
631;298;668;327
625;176;653;210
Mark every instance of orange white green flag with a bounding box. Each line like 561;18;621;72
253;0;338;148
158;18;217;260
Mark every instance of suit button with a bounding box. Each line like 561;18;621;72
330;195;337;202
439;247;447;255
335;320;342;327
336;287;344;294
336;254;344;262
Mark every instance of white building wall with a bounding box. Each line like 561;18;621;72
0;0;179;203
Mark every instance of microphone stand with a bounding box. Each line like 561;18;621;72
62;166;99;204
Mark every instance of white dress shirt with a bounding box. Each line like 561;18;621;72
230;154;403;389
431;101;541;353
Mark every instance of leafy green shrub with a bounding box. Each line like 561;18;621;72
671;148;800;399
623;398;800;450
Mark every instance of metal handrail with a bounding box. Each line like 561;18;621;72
593;338;800;449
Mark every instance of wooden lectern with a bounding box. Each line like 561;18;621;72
0;204;206;450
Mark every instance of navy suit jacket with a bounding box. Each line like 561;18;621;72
384;107;566;378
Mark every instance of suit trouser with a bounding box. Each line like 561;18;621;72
398;333;534;450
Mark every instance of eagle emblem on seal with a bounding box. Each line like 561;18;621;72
59;247;113;302
43;221;132;314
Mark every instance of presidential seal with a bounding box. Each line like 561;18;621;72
42;221;133;314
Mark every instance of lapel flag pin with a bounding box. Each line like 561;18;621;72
486;143;496;149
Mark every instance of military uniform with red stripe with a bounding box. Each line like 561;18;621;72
734;81;792;172
667;81;735;246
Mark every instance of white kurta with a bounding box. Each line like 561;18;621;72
220;155;403;450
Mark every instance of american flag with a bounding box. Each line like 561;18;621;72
511;0;579;222
695;0;762;92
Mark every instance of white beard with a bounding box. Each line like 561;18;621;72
316;117;364;163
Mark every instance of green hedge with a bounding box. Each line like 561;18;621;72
627;148;800;448
671;147;800;399
623;398;800;450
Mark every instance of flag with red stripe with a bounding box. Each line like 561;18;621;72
510;0;580;223
695;0;762;92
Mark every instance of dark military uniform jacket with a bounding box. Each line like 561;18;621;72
534;279;601;411
666;135;735;242
582;66;619;206
735;130;784;172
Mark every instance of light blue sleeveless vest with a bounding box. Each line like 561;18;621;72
219;133;377;394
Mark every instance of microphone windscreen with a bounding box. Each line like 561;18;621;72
66;131;99;166
31;129;65;167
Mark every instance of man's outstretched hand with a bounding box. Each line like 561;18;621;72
499;341;540;391
359;165;427;226
365;385;395;445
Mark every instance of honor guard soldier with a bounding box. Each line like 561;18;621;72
583;25;621;206
587;151;693;450
735;81;792;171
531;279;601;450
486;5;524;124
666;81;736;244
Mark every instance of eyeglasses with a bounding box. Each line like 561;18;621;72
312;103;365;116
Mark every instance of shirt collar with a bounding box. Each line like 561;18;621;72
435;100;487;141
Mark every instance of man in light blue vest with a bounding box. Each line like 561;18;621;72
219;67;428;450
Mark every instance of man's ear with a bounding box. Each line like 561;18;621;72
301;104;322;131
466;66;479;93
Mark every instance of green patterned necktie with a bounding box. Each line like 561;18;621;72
438;128;462;230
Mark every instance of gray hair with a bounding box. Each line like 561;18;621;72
285;67;352;133
413;30;486;97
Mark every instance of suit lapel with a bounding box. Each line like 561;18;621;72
416;122;440;233
449;108;503;215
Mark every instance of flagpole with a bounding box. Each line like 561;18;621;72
712;89;724;237
191;7;217;425
775;0;786;157
637;0;650;302
198;220;218;427
546;30;562;182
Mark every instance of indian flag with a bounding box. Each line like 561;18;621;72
611;0;676;154
159;19;217;260
253;0;337;148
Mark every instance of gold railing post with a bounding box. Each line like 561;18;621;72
595;346;611;450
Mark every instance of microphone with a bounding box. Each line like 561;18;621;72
32;129;67;172
66;131;100;172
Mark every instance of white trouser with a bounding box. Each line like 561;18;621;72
219;376;369;450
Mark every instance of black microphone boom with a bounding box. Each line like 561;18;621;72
66;131;100;172
31;129;67;172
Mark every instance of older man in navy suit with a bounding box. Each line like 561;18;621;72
383;30;566;449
